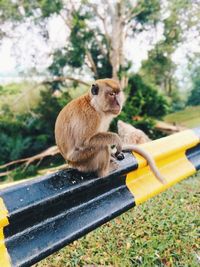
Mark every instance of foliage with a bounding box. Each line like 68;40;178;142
0;87;71;165
35;174;200;267
49;9;113;82
135;0;160;25
48;0;161;80
66;11;93;68
169;89;186;112
0;0;63;20
125;75;169;118
0;83;22;95
187;65;200;106
118;74;169;138
139;1;199;99
0;82;45;115
9;165;38;181
187;84;200;106
32;88;71;143
0;118;31;164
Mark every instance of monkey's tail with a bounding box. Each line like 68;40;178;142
122;145;167;185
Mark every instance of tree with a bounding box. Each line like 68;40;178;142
116;74;169;138
140;0;200;97
0;86;71;164
0;0;162;86
140;1;183;96
121;74;169;119
187;65;200;106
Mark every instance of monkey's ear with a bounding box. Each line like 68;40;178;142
91;84;99;95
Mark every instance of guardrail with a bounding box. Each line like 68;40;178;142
0;127;200;267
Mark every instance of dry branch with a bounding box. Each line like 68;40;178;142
0;170;12;177
85;49;98;76
155;121;187;135
43;76;90;87
0;146;60;170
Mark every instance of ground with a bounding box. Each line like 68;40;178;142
34;172;200;267
164;106;200;128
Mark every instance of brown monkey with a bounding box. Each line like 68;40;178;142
118;120;151;144
55;78;166;183
55;79;124;177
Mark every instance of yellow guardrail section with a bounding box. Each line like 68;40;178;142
126;129;199;204
0;198;10;267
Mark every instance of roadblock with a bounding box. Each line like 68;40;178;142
0;128;199;267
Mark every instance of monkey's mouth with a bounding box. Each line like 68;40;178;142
112;105;121;114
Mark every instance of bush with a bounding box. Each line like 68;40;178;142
0;87;71;165
118;74;169;139
10;165;38;181
187;80;200;106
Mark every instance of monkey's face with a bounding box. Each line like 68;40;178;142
104;88;123;114
90;79;125;115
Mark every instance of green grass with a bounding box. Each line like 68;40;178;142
34;173;200;267
164;106;200;128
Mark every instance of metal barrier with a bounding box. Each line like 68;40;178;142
0;127;200;267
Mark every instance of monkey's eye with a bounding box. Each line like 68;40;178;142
109;92;115;96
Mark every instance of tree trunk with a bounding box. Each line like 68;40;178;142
110;2;125;81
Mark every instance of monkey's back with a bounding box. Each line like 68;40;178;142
55;94;100;159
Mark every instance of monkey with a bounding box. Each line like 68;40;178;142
55;78;125;177
55;78;166;184
117;120;151;144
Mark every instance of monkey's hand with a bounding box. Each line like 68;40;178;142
111;145;124;160
88;132;122;151
115;151;125;161
112;133;122;154
110;134;124;160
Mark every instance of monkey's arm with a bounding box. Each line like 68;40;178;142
67;146;98;163
88;132;122;150
122;145;166;184
67;132;122;163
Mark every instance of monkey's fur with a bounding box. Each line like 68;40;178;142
55;79;124;177
118;120;151;144
55;79;166;183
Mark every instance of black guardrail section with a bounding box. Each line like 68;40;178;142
1;153;137;267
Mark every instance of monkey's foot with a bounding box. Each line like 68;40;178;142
109;160;119;173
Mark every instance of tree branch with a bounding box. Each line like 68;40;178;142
86;23;107;56
0;146;59;170
125;7;145;24
85;49;98;77
87;3;111;46
43;76;90;86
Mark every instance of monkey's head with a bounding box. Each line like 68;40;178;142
90;79;125;115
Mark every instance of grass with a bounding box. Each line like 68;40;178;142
164;106;200;128
34;173;200;267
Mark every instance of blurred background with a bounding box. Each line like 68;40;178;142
0;1;200;266
0;0;200;181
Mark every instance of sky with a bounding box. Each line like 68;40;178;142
0;10;200;86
